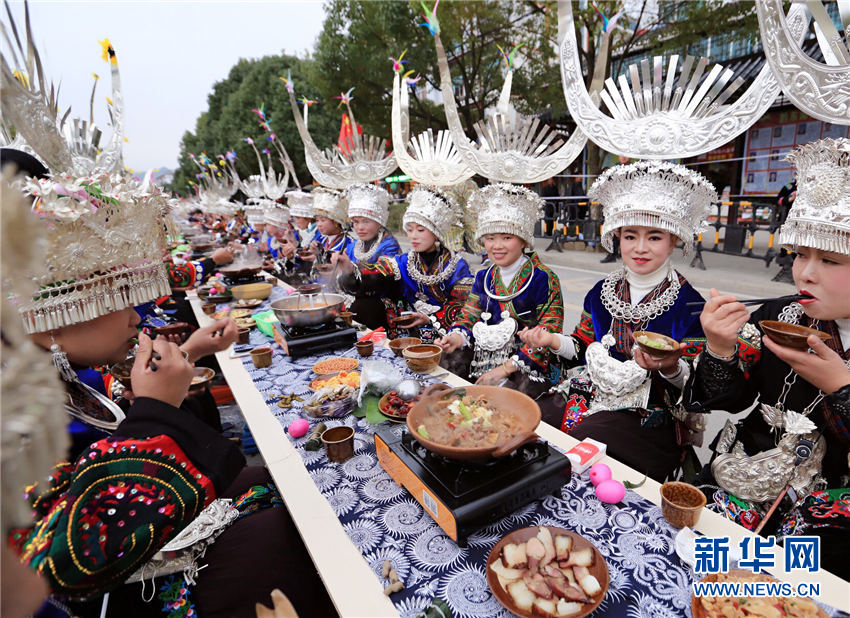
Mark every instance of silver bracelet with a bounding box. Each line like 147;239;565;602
705;343;737;362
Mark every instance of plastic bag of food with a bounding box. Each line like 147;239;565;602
358;360;402;406
303;384;356;418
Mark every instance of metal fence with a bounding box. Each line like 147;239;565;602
536;196;787;271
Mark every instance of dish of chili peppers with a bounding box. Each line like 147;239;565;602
379;390;418;422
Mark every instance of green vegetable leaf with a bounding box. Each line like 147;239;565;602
623;474;647;489
417;424;430;439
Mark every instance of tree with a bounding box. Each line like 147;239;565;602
170;54;338;195
312;0;760;183
312;0;566;142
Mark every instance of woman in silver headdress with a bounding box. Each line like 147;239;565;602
682;139;850;578
435;184;564;391
335;185;474;341
521;161;714;481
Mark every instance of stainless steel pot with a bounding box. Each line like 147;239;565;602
270;293;346;327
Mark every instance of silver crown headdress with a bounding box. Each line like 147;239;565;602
286;189;314;219
589;161;717;254
284;76;397;188
779;137;849;255
390;59;474;186
402;185;460;244
756;0;850;125
189;152;239;215
0;168;69;527
470;183;544;247
430;9;586;183
1;28;171;333
346;182;391;227
312;186;348;225
557;0;809;158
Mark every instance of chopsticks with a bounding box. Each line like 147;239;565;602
687;294;810;315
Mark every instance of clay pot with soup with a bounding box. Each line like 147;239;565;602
406;383;541;461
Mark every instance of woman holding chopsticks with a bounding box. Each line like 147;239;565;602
681;139;850;577
520;161;714;481
435;184;564;393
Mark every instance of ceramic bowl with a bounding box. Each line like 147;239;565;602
759;320;831;350
402;344;442;373
388;337;422;357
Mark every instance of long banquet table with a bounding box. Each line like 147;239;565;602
187;285;849;617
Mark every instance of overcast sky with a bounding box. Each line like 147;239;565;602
5;1;326;172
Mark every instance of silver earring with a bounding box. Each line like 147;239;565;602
50;335;77;382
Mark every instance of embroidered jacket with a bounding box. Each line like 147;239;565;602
451;252;564;376
166;258;215;289
570;274;706;363
339;249;474;337
343;232;401;264
8;397;244;600
683;300;850;486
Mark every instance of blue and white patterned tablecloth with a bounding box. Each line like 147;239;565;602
234;291;845;618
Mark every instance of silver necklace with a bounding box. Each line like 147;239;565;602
483;262;536;302
600;267;681;324
352;230;384;263
407;250;461;286
778;302;805;324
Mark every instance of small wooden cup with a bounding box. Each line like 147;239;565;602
250;346;273;368
321;426;355;462
202;303;216;315
355;340;374;357
237;327;251;345
660;481;706;529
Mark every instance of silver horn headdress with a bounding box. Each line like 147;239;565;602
390;54;474;186
428;3;586;183
557;0;809;158
284;75;397;188
756;0;850;125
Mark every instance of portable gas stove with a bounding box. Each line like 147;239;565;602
374;425;571;546
223;273;266;286
272;320;357;359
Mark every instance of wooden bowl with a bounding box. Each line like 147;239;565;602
759;320;831;349
230;282;273;300
633;331;680;359
407;383;541;461
109;357;135;391
402;344;442;373
198;289;232;303
388;337;422;357
660;481;706;529
339;311;354;326
188;367;215;392
486;526;608;618
392;314;418;328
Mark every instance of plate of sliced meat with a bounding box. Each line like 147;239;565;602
486;525;609;618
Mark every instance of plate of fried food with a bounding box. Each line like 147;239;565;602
309;370;360;391
312;357;359;375
692;570;828;618
486;525;608;618
230;308;254;320
232;298;263;309
234;317;256;329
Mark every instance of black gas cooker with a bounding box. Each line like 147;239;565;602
374;425;571;546
272;320;357;359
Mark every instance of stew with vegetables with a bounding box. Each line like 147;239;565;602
416;392;526;448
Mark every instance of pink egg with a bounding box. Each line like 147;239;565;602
288;418;310;438
589;463;612;486
595;479;626;504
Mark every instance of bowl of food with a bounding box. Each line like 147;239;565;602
388;337;422;357
338;311;354;326
271;294;345;327
109;357;135;391
233;317;256;329
152;322;193;340
232;298;263;309
309;370;360;391
198;288;232;303
188;367;215;392
302;385;357;418
379;390;418;421
312;357;359;375
633;331;680;359
487;525;608;618
402;344;442;373
315;264;335;277
392;314;418;328
759;320;831;350
230;282;273;300
297;283;323;296
407;383;541;461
